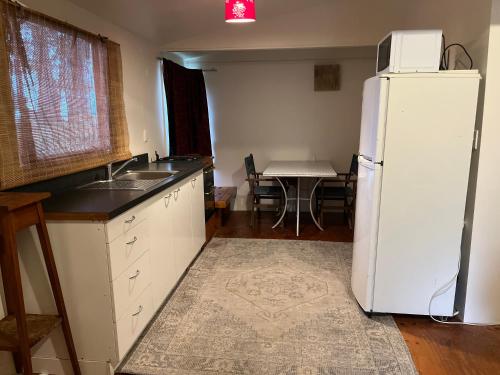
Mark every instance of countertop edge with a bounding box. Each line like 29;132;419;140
45;212;111;221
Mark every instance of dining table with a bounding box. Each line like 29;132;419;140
262;160;337;236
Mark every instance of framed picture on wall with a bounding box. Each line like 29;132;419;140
314;64;340;91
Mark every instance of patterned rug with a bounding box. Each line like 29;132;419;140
118;238;417;374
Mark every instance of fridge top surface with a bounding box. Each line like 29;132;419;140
378;70;480;79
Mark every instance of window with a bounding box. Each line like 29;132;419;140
0;2;131;190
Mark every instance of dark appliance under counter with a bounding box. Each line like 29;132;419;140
154;153;215;221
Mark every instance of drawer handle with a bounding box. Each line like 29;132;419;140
173;188;180;199
125;215;136;224
131;305;143;317
164;193;172;207
129;269;141;280
126;236;138;245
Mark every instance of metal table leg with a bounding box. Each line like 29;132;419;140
272;177;288;229
310;177;324;231
296;177;300;236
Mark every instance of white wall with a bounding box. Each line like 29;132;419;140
22;0;167;160
192;57;374;210
457;0;500;324
456;2;492;322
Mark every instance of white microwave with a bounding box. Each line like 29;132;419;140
376;30;443;74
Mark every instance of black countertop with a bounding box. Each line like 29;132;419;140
43;160;206;221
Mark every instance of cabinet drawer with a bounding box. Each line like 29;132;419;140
106;205;149;243
108;220;149;281
115;285;154;360
112;251;152;321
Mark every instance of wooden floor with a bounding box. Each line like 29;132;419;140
215;211;500;375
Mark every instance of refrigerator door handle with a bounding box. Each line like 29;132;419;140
359;154;373;164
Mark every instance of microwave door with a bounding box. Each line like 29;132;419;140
377;34;392;73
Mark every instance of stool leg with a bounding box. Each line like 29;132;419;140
35;204;81;375
0;216;32;375
0;239;22;373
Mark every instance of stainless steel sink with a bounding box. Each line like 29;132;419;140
79;179;163;191
79;170;179;191
114;170;178;181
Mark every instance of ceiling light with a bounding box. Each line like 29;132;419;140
225;0;256;23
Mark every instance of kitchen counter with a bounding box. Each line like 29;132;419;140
43;160;206;221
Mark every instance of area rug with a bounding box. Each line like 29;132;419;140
118;238;417;374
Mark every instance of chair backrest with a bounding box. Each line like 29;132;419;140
244;154;256;177
349;154;358;176
244;154;256;190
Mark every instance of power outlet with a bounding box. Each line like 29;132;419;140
143;129;148;143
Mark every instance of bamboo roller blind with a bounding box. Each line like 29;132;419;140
0;0;131;190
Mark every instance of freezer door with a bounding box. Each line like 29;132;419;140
359;77;389;163
351;157;383;312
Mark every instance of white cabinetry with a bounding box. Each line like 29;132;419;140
149;188;177;308
172;181;195;278
190;173;206;253
7;170;206;375
150;171;204;310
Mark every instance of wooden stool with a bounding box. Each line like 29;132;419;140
0;192;80;375
214;187;237;226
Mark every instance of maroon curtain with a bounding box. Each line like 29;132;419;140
163;59;212;156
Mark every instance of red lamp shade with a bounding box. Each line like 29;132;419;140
225;0;256;23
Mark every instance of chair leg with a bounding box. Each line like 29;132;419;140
278;194;284;228
250;199;255;228
35;204;81;375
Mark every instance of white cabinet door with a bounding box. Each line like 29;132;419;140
171;182;193;277
149;190;177;309
190;171;206;256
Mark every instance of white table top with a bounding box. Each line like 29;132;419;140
263;161;337;178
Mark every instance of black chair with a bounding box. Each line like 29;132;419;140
245;154;284;227
315;154;358;229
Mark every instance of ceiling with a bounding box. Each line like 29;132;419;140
65;0;490;53
66;0;330;46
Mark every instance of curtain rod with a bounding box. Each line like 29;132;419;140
5;0;111;41
157;58;217;72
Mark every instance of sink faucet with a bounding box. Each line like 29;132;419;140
106;157;138;181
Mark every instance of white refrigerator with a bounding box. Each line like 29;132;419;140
351;71;480;316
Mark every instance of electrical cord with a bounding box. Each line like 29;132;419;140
439;34;447;70
440;37;474;70
428;246;498;326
